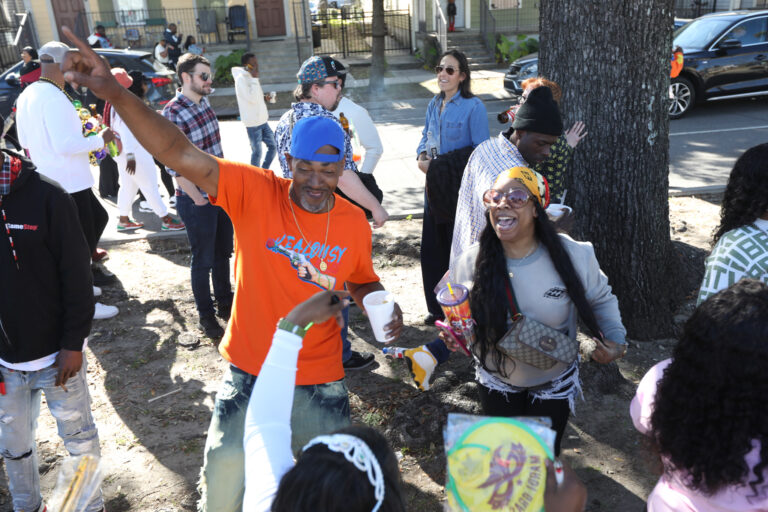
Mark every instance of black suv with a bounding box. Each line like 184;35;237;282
0;48;175;144
671;10;768;118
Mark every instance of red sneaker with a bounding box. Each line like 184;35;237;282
92;248;109;262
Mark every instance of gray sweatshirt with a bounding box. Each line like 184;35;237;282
451;234;626;387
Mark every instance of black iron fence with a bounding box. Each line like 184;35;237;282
74;7;248;50
312;8;411;57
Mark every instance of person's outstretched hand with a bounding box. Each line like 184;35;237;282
285;290;349;329
564;121;588;148
60;26;124;104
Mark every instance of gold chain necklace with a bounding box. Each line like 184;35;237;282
39;77;76;103
288;197;331;272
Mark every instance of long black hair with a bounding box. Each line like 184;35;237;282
650;279;768;498
439;49;474;99
272;425;406;511
469;200;603;377
713;143;768;244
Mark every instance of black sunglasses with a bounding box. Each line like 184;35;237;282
193;72;211;82
435;65;458;75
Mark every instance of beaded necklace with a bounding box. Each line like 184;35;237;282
38;77;116;164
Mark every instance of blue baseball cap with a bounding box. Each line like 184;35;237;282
290;117;345;163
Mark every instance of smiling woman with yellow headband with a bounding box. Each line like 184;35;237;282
444;166;627;455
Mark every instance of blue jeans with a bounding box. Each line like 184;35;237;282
341;305;351;362
246;123;277;169
176;195;234;317
0;356;103;512
197;365;350;512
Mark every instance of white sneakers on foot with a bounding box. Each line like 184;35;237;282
93;286;102;297
139;201;153;213
94;302;118;320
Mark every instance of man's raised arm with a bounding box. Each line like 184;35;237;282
61;26;219;197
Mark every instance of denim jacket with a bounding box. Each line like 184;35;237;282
417;93;489;157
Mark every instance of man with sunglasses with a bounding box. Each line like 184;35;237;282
162;53;234;339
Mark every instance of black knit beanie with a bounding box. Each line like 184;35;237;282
511;86;563;136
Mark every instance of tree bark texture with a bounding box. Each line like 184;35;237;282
369;0;387;95
538;0;675;339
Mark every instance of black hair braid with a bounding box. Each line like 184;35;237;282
469;219;516;377
713;143;768;244
532;201;602;340
650;279;768;497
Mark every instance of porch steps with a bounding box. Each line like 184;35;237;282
446;31;498;70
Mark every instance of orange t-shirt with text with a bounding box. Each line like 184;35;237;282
210;158;379;385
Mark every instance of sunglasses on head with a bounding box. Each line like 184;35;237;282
483;188;531;209
435;65;458;75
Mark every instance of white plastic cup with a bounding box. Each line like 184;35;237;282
546;203;573;219
269;91;277;103
362;290;396;342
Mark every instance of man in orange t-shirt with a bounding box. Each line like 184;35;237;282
56;34;404;512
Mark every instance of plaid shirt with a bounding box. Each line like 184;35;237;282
450;132;528;269
162;90;222;196
274;101;357;178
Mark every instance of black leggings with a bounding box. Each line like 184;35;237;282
70;188;108;255
478;384;571;455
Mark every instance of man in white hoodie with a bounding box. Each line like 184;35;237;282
232;53;276;169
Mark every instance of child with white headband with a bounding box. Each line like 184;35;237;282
243;290;406;511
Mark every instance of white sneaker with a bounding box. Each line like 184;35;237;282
93;286;102;297
94;302;119;320
169;196;176;207
139;201;153;213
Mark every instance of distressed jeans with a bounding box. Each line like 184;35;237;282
197;364;350;512
246;123;277;169
0;355;103;512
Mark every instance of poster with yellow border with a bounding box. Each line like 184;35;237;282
444;414;554;512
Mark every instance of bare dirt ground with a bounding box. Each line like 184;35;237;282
0;195;721;511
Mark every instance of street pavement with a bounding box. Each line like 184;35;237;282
97;71;768;244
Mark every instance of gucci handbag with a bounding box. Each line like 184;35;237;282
496;279;578;370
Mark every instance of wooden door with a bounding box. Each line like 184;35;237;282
255;0;286;37
51;0;88;42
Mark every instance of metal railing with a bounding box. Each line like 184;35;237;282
0;11;39;72
432;0;447;52
478;0;497;55
292;0;313;64
312;8;412;57
486;5;538;33
75;8;250;50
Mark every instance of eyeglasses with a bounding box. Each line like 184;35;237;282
435;65;458;75
483;188;531;209
318;80;342;89
193;72;211;82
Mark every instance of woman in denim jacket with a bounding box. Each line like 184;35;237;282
417;49;489;324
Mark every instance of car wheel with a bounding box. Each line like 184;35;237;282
669;77;695;119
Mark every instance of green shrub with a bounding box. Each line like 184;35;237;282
495;34;539;64
213;49;246;86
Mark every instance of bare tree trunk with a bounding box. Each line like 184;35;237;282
539;0;675;339
369;0;387;95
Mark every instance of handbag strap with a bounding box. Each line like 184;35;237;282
503;278;523;321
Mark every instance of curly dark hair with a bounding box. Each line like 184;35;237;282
469;200;603;377
713;143;768;244
650;279;768;498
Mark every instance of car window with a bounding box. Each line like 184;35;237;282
722;17;768;46
674;17;733;50
142;55;171;74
